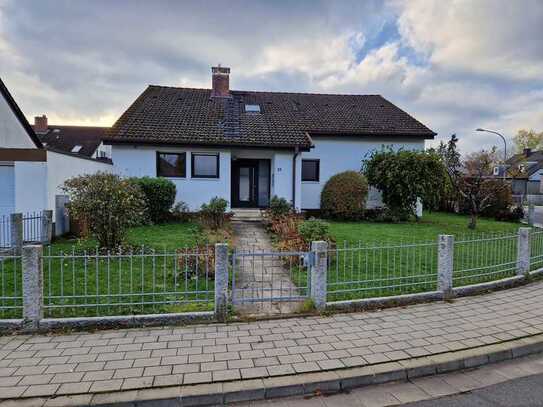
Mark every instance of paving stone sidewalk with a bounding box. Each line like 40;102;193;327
231;221;301;316
1;281;543;400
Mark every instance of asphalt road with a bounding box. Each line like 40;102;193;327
404;373;543;407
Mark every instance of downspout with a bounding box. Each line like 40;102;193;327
292;147;299;210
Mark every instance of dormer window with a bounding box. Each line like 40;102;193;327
518;164;525;172
245;104;261;113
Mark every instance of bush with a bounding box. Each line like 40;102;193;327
320;171;368;220
479;181;513;218
129;177;176;223
269;196;292;217
200;197;228;230
63;172;148;248
298;219;330;242
363;148;447;220
171;201;191;222
494;206;524;222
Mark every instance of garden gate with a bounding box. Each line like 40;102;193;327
230;250;313;308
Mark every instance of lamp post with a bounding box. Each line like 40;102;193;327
476;128;507;181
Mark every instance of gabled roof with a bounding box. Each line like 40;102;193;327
0;77;43;149
105;86;436;149
34;125;108;158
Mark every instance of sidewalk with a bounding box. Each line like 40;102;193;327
1;280;543;404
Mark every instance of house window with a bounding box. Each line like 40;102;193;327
245;104;261;113
157;152;186;177
302;159;320;182
493;166;500;176
192;153;220;178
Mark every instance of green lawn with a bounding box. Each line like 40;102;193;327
50;222;206;254
324;212;525;302
328;212;521;244
1;221;216;319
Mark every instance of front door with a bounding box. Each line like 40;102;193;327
232;160;259;207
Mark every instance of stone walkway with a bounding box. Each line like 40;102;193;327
232;221;302;316
1;281;543;400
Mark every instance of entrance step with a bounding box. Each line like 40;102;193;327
231;208;263;222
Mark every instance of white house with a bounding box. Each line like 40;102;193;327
105;66;435;211
0;77;113;226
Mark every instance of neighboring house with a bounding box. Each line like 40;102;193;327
32;115;111;162
499;148;543;196
105;66;436;211
0;77;113;228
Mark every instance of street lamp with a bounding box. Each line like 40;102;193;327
476;128;507;181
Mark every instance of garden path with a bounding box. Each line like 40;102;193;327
231;220;302;317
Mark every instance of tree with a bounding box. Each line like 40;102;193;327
363;148;447;220
441;135;509;229
513;129;543;153
63;172;148;248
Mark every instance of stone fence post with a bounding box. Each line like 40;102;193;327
310;240;328;311
41;210;53;244
214;243;229;322
437;235;454;298
10;213;23;255
22;245;43;330
517;227;531;276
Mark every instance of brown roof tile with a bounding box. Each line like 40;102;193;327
106;86;435;148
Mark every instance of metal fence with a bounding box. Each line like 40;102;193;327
0;212;49;248
531;230;543;270
231;250;310;305
42;246;215;318
22;212;44;243
327;240;439;302
3;226;543;326
452;233;519;287
0;253;22;319
0;215;10;248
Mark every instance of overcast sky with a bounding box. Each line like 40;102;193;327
1;0;542;153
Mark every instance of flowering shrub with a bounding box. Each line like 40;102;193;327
63;172;148;248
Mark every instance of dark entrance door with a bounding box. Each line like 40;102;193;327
232;160;259;208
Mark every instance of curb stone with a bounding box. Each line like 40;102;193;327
3;334;543;407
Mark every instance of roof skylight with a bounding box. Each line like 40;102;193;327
245;104;261;113
71;145;82;153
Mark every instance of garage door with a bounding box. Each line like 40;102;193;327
0;164;15;218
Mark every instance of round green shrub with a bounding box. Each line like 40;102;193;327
320;171;368;220
129;177;176;224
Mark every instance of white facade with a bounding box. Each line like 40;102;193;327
112;145;304;211
300;136;425;209
111;136;425;212
0;88;113;220
0;92;34;149
45;150;113;220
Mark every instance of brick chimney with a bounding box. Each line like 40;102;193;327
211;65;230;98
34;115;48;133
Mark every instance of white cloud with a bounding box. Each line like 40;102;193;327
396;0;543;80
0;0;541;155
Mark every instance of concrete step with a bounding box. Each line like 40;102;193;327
231;208;263;222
